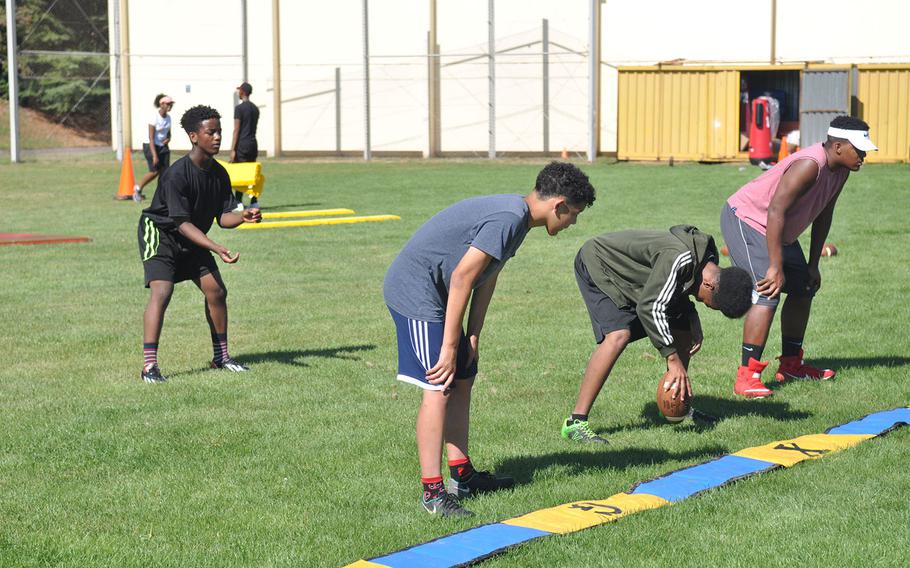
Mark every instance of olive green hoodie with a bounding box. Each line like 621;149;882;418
578;225;719;357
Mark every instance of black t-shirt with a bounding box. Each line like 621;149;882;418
234;100;259;143
142;155;236;235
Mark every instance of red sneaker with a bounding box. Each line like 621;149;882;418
775;349;836;382
734;358;772;398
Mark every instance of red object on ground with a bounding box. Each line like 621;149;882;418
749;98;773;165
0;233;92;246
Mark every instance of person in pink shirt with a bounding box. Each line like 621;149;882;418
720;116;876;398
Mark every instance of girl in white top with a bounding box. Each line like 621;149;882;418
134;94;175;202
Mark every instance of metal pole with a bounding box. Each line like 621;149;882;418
6;0;20;163
119;0;131;150
241;0;248;81
770;0;777;65
109;0;123;160
428;0;439;158
587;0;598;163
362;0;371;160
488;0;495;159
542;18;549;155
335;67;341;153
271;0;282;157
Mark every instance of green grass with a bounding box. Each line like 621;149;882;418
1;156;908;567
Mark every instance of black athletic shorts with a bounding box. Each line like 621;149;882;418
235;140;258;163
574;250;689;344
138;216;218;288
143;143;171;173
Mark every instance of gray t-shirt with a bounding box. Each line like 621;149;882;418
384;194;531;322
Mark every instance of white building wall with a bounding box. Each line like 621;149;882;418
599;0;910;152
121;0;910;155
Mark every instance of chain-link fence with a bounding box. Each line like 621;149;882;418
1;0;110;153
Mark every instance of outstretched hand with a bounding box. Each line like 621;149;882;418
241;208;262;223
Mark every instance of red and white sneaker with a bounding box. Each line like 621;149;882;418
775;349;836;382
734;358;772;398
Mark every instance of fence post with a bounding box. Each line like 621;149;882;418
488;0;495;159
241;0;248;81
270;0;282;157
6;0;20;163
542;18;549;155
587;0;600;163
428;0;440;158
362;0;372;160
335;67;342;153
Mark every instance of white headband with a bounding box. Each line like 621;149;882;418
827;126;878;151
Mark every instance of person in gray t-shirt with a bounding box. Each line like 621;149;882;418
383;161;596;517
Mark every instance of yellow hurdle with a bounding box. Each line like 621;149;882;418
237;214;400;230
261;208;355;219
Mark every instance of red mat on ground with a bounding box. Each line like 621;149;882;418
0;233;92;246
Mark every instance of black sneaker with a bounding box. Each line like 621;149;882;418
210;358;249;372
141;365;167;383
422;491;474;517
448;470;515;499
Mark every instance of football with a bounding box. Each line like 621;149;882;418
657;376;691;423
821;242;838;257
720;245;729;256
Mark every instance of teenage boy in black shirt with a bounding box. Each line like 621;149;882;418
137;105;262;383
230;82;260;209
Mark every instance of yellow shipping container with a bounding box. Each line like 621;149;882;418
618;66;741;162
618;64;909;163
857;64;910;163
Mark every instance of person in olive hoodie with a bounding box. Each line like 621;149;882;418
561;225;754;443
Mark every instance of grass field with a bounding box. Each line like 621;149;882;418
1;155;908;567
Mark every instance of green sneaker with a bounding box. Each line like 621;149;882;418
561;418;609;444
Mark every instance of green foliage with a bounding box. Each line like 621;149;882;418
0;158;907;566
1;0;109;125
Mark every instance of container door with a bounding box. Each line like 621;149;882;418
857;65;910;163
618;68;739;161
799;68;850;147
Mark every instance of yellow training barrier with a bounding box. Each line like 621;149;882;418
237;214;400;230
261;208;355;219
217;160;265;198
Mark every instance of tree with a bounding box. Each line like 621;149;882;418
1;0;109;133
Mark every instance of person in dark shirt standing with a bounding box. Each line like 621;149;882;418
137;105;262;383
230;82;261;209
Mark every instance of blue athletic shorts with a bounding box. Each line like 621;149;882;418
388;306;478;391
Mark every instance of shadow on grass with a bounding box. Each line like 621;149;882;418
497;444;728;485
241;344;377;367
167;344;377;377
588;395;811;437
797;356;910;370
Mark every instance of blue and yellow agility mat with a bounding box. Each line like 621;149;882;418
345;406;909;568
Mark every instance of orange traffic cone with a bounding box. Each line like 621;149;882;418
777;136;790;162
561;148;569;159
115;148;137;200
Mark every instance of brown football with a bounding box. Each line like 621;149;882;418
657;377;691;423
821;243;838;257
